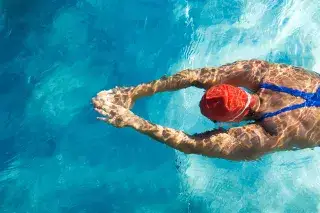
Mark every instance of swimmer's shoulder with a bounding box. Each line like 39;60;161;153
254;60;319;79
222;59;272;67
287;64;320;79
221;59;319;79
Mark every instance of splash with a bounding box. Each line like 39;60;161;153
169;0;320;211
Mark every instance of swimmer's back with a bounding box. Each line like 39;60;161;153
254;62;320;148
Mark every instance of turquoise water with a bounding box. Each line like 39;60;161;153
1;0;320;212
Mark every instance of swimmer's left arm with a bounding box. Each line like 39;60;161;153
96;60;270;109
131;59;271;100
95;69;202;110
131;68;202;100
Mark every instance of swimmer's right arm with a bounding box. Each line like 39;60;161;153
92;100;279;161
131;59;270;100
128;120;279;161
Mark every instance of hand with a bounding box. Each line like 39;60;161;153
94;86;135;110
92;99;137;128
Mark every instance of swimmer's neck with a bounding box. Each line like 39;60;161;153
251;94;261;112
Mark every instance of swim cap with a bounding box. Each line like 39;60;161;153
199;84;255;122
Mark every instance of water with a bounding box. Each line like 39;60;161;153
1;0;320;212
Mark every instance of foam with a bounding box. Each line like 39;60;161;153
169;0;320;211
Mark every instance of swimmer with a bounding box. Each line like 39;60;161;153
92;59;320;161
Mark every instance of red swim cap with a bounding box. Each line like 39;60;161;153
199;84;255;122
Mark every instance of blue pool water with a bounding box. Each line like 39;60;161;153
1;0;320;212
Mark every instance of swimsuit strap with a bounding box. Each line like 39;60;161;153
260;83;314;99
258;83;320;121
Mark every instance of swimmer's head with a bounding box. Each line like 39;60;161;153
199;84;256;122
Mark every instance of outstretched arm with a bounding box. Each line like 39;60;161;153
98;59;270;109
131;59;270;100
93;100;279;161
129;118;279;161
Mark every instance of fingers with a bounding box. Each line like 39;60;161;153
97;117;108;122
98;88;114;95
94;108;110;117
92;86;137;128
102;102;119;110
94;102;125;118
92;95;116;108
96;117;120;128
94;101;135;128
93;87;134;110
92;98;101;108
97;113;125;128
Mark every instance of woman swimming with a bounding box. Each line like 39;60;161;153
92;59;320;161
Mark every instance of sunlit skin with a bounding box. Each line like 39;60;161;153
92;59;320;161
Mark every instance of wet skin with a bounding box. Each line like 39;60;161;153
92;59;320;161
